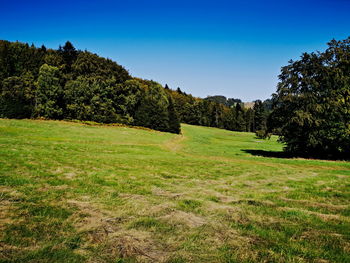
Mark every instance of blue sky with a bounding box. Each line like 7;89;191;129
1;0;349;101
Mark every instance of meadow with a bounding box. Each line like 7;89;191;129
0;119;349;263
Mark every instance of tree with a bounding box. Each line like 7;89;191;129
234;103;246;131
205;95;227;105
44;50;64;67
253;100;267;132
0;40;182;133
59;41;78;71
245;108;254;132
64;76;139;124
35;64;63;119
134;81;171;132
0;40;11;80
72;51;130;83
167;95;181;134
227;98;242;107
0;73;35;118
270;37;350;159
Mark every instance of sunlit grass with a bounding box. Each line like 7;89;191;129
1;119;349;262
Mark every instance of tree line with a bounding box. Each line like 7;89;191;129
0;40;180;133
165;88;271;134
1;38;348;159
0;40;269;135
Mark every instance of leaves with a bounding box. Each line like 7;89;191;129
270;37;350;158
0;40;181;133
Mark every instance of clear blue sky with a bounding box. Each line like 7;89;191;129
1;0;349;101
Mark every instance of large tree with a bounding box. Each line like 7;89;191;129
270;37;350;158
35;64;64;119
59;41;78;70
253;100;266;132
134;81;171;132
0;73;36;118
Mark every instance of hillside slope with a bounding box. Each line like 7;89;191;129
1;119;349;262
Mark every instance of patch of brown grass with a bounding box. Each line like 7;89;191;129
0;187;21;233
161;210;206;228
280;197;348;212
68;199;172;262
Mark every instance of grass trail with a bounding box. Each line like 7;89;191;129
0;119;349;262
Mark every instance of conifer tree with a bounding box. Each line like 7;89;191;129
167;95;181;134
253;100;266;131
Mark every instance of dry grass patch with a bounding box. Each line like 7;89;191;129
0;187;22;232
152;187;183;199
160;210;206;228
280;207;349;223
69;200;170;262
280;197;349;212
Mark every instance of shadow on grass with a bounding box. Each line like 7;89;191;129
243;149;350;161
242;149;293;159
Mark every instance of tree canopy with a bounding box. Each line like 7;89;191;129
270;37;350;159
0;40;181;133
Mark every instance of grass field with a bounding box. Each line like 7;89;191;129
0;119;349;263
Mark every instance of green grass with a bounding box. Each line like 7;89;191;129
0;119;349;262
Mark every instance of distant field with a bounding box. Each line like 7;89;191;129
0;119;349;263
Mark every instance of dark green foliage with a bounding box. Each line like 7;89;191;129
205;95;242;107
253;100;267;131
205;95;227;105
134;81;171;132
44;49;64;67
262;98;273;111
35;64;64;119
72;51;130;83
0;40;46;79
58;41;78;72
64;78;142;124
255;129;271;140
64;76;120;123
0;40;180;133
234;103;246;131
270;37;350;158
0;73;36;118
245;108;254;132
165;87;269;133
0;39;279;135
227;97;242;107
115;79;143;121
167;95;181;134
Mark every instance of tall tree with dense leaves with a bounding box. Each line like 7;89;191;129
0;73;36;118
234;103;246;131
60;41;78;66
167;95;181;134
253;100;267;132
134;81;170;132
270;37;350;158
35;64;64;119
72;51;130;83
245;108;254;132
